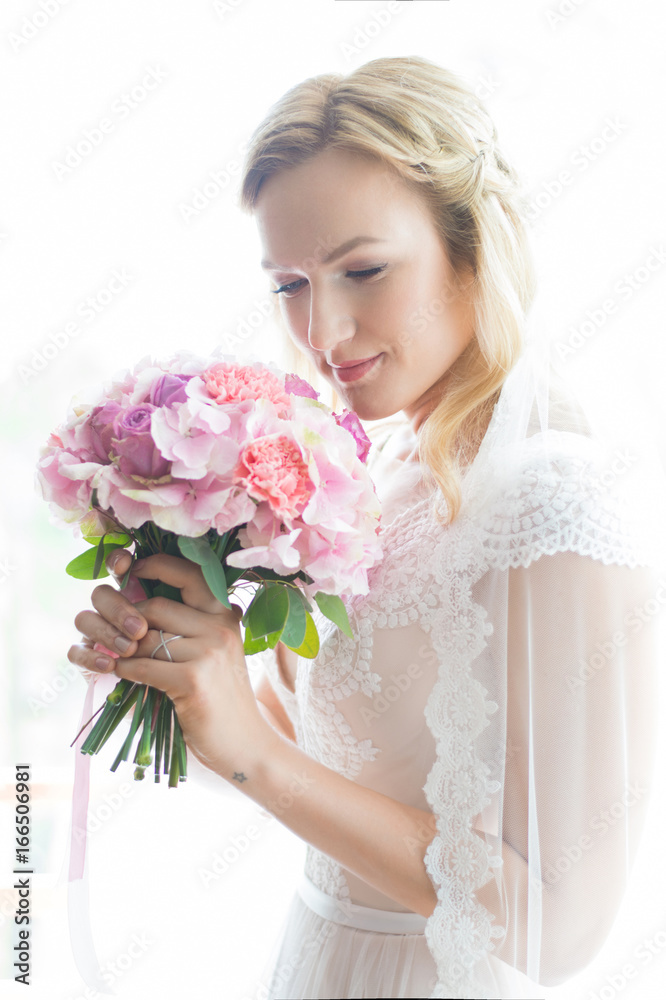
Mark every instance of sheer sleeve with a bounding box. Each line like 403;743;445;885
471;552;662;989
421;340;666;997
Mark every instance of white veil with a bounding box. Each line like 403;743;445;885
420;322;666;998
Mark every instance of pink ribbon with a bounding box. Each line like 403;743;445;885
58;671;116;995
69;672;96;880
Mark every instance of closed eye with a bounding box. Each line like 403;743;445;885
271;265;387;297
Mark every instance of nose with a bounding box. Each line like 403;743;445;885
307;286;355;355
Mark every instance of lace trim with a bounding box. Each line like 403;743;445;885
420;436;651;996
467;433;653;571
419;506;504;998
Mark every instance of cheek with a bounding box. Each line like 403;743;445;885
280;299;309;345
384;275;438;354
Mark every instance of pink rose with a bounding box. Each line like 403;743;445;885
233;434;313;520
149;373;192;408
111;405;170;480
88;401;122;462
202;362;292;411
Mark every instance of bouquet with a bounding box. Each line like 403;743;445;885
37;351;382;787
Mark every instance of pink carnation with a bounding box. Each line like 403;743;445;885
202;362;291;411
233;434;313;521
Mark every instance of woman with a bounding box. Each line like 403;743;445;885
68;57;665;998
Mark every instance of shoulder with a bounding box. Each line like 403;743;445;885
466;424;652;573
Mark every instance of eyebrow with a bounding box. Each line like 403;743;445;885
261;236;386;271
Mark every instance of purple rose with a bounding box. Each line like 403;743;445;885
334;409;372;464
149;373;193;408
111;404;171;479
284;373;320;400
88;401;122;462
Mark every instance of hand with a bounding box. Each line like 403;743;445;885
67;550;279;780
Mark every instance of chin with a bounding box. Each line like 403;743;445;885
345;398;403;422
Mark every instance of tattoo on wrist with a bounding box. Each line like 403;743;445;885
233;771;247;783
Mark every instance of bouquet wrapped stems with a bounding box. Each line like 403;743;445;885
75;675;185;786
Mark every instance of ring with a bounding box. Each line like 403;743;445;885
150;630;184;662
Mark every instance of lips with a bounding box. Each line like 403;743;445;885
330;355;380;369
332;354;382;383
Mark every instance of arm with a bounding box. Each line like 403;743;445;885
472;553;660;985
254;667;297;744
235;723;440;918
69;551;439;917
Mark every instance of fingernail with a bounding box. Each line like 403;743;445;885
107;550;123;569
95;656;111;671
114;635;132;653
124;616;143;637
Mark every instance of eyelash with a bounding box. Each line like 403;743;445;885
271;265;387;296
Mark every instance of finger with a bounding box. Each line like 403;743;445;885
74;609;140;657
106;548;132;580
129;553;228;614
130;594;235;636
133;631;194;663
68;640;117;674
90;584;149;642
106;549;147;602
68;640;103;680
113;654;193;699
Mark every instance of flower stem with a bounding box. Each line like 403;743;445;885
134;687;156;767
71;702;106;748
162;698;172;779
80;679;138;754
153;694;165;783
110;686;147;772
168;703;180;788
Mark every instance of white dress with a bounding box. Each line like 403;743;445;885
250;345;666;1000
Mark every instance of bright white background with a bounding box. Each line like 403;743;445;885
0;1;665;998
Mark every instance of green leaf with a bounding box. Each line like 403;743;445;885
285;611;320;659
151;582;183;602
211;531;230;557
314;591;354;639
177;535;230;609
248;566;302;584
83;531;131;547
92;535;107;579
66;543;127;580
279;588;307;649
265;629;283;649
243;632;270;655
224;564;245;587
244;583;289;638
293;587;313;614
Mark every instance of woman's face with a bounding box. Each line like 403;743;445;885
254;147;476;431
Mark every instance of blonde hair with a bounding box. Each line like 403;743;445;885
238;56;537;523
